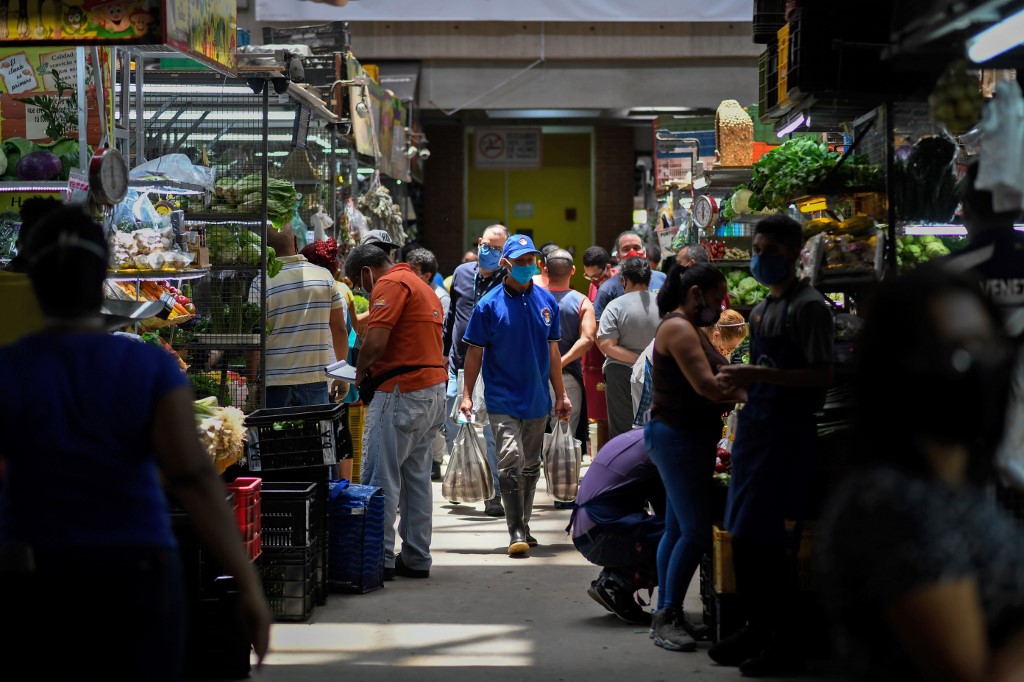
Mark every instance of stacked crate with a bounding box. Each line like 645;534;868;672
260;482;318;622
244;402;347;610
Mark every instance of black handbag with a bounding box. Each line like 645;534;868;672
357;364;443;404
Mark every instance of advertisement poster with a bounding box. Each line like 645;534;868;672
0;0;161;42
0;47;102;144
164;0;237;76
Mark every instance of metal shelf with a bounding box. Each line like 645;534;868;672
209;264;262;273
106;269;210;282
130;179;209;196
0;182;66;193
711;259;752;268
693;166;753;191
184;213;267;223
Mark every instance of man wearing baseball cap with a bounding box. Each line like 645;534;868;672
360;229;398;257
461;234;573;555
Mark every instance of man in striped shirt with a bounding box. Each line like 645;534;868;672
261;225;348;407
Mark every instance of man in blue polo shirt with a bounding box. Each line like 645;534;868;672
461;234;573;555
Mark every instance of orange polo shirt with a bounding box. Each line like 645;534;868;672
366;263;447;393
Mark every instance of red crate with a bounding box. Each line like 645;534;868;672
227;477;262;543
245;533;262;562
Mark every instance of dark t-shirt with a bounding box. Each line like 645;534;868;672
0;333;189;549
817;467;1024;681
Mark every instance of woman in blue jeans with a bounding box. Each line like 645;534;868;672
645;263;746;652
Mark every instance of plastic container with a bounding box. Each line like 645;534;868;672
260;482;317;549
260;546;316;622
244;402;345;471
226;476;261;550
328;480;386;594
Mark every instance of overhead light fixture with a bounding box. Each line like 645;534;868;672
776;112;806;138
356;168;375;174
418;148;430;160
405;145;418;158
967;8;1024;63
355;100;369;118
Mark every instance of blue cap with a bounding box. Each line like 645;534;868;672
502;234;542;260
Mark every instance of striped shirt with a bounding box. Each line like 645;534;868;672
262;254;343;386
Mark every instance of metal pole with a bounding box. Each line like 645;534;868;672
135;56;146;164
883;101;897;278
260;82;270;411
76;46;87;171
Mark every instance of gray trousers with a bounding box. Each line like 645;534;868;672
362;382;446;571
604;363;635;440
490;413;548;482
549;372;584;436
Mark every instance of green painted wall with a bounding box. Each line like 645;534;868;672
467;131;593;292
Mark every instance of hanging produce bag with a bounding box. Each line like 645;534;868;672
543;420;582;503
442;424;494;504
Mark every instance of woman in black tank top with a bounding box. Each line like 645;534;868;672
646;263;748;652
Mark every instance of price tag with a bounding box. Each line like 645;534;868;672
66;168;90;205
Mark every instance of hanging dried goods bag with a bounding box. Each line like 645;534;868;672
543;420;582;503
442;424;494;504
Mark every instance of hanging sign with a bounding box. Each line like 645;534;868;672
0;0;161;43
164;0;237;76
474;129;542;170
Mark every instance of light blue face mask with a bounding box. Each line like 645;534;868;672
478;245;502;271
509;264;539;284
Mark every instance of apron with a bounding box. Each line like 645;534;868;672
724;293;820;547
583;345;609;421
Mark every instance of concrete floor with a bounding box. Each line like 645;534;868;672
236;469;837;682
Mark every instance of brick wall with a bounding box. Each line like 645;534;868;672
593;125;636;254
421;125;465;274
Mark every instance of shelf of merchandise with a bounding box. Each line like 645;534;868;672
106;269;210;282
129;179;209;196
0;182;67;193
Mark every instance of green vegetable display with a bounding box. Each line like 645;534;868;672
896;234;954;269
722;267;770;307
353;295;369;315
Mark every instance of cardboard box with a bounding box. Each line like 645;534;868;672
712;523;816;594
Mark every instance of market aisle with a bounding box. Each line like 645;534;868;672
236;468;834;682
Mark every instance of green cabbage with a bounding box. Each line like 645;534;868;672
735;276;760;295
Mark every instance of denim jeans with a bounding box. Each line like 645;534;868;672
444;368;499;494
645;419;720;610
266;381;330;408
362;382;446;571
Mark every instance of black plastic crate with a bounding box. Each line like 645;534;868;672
257;466;332;604
757;41;779;116
261;482;317;548
181;577;252;680
267;590;315;623
752;0;785;44
262;576;314;599
244;402;345;471
171;494;237;599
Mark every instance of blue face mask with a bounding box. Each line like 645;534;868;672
750;253;789;286
478;245;502;271
509;264;538;285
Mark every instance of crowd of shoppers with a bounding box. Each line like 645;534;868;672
7;158;1024;681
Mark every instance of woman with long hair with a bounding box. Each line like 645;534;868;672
647;262;747;652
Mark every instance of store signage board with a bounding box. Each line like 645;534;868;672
474;129;542;170
0;0;161;43
164;0;237;76
258;0;751;22
0;47;103;145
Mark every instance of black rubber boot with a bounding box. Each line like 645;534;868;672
523;474;539;547
499;475;529;555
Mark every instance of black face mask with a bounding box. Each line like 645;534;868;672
693;295;722;327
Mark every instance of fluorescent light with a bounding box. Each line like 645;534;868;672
629;107;694;114
333;148;350;154
115;84;257;95
123;110;300;122
632;209;648;224
903;224;1024;235
776;113;806;137
967;8;1024;63
356;168;375;174
902;224;967;236
486;109;601;119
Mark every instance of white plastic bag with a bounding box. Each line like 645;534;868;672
543;420;582;502
976;80;1024;213
451;368;488;425
442;424;494;504
130;154;216;192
